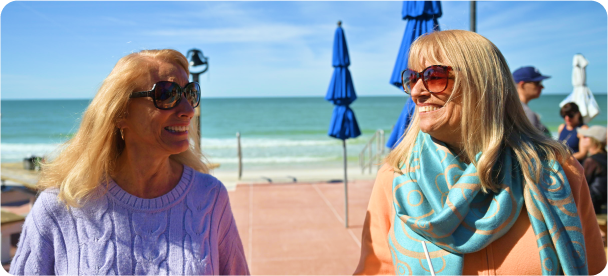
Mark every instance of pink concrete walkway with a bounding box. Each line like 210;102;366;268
228;179;375;275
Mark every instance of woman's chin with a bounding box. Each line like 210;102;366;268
166;141;190;155
418;123;437;135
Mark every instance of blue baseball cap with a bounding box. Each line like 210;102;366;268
512;66;551;83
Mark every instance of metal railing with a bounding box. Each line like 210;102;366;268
237;132;242;180
359;129;386;174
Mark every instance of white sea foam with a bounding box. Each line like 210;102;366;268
1;139;349;163
201;137;340;149
207;156;335;164
1;143;63;162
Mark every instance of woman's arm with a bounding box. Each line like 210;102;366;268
574;130;590;161
354;164;396;275
216;185;250;275
558;123;565;137
562;156;607;274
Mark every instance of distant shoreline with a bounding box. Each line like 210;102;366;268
2;93;607;101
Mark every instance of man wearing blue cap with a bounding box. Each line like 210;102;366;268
513;66;551;136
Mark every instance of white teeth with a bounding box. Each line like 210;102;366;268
418;106;442;113
166;126;188;132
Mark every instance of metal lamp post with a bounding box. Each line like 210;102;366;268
186;49;209;151
470;1;476;32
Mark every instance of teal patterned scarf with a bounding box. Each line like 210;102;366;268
389;132;587;275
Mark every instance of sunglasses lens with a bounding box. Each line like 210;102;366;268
424;66;450;93
154;81;181;109
184;83;201;108
402;69;418;94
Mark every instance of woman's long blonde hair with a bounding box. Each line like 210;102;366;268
38;49;209;207
386;30;569;193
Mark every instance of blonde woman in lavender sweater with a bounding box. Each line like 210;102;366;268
10;49;249;275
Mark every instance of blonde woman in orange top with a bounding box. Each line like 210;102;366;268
354;30;606;275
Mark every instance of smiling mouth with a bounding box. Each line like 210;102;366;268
418;105;444;113
165;125;188;133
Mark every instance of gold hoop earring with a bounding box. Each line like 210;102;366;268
120;128;124;140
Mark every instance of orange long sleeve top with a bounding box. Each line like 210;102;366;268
354;156;607;275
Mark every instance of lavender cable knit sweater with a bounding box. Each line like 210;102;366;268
9;165;249;275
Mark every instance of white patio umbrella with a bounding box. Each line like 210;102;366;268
559;54;600;124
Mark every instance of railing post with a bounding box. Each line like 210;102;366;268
360;130;389;175
237;132;242;180
368;139;372;174
378;130;384;171
359;152;364;174
376;131;380;166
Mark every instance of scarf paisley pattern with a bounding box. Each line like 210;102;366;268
389;132;587;275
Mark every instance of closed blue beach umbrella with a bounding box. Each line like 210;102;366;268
386;1;442;148
326;21;361;228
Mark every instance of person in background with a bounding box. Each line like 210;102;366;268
10;49;249;275
355;30;606;275
578;125;607;214
512;66;552;136
558;102;589;161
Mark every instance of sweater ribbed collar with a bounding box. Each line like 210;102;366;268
106;165;194;211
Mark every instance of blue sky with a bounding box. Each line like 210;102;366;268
1;1;606;99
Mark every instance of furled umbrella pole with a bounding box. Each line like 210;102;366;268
326;21;361;228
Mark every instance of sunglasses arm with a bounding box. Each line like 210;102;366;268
129;91;154;99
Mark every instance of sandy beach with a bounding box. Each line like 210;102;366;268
210;164;378;191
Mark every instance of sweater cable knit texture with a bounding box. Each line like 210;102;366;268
9;165;249;275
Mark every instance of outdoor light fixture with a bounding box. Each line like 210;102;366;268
186;48;209;151
187;49;209;82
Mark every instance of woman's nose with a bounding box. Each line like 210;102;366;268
410;79;429;99
176;94;195;118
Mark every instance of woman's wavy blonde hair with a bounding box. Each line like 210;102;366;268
386;30;569;193
38;49;209;207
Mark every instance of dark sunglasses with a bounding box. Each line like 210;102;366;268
401;65;454;95
130;81;200;110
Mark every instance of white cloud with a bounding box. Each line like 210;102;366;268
143;24;331;44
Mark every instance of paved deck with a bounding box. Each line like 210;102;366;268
228;179;374;275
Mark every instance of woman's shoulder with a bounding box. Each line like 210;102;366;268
378;163;396;182
375;163;398;196
558;155;585;191
23;189;69;238
34;189;68;215
187;166;229;198
560;155;584;175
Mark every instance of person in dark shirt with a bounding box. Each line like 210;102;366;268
558;102;588;161
579;125;607;214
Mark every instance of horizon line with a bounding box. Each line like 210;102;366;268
2;92;606;101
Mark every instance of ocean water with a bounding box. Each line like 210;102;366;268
2;94;606;170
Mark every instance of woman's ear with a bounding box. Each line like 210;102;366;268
115;109;129;129
115;117;127;130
